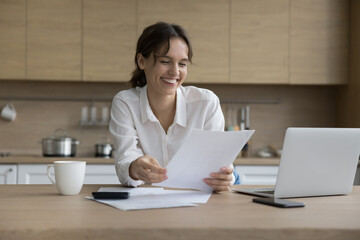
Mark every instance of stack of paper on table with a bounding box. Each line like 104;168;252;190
86;187;212;211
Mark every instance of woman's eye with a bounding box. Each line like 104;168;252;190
179;63;187;67
160;60;170;64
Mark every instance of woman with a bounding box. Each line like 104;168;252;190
109;22;239;192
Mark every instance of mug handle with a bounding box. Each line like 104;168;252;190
47;164;56;185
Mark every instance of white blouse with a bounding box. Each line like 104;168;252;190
109;85;229;187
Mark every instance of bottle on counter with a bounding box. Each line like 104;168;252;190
240;106;251;158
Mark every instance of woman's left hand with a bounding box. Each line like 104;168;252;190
203;166;233;192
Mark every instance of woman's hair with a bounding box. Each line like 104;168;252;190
129;22;193;88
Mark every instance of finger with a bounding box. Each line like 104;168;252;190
210;172;233;181
141;156;167;174
137;168;167;183
137;171;166;183
204;178;232;187
203;179;231;192
220;166;233;174
146;164;167;174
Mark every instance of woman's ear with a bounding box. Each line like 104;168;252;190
137;53;146;70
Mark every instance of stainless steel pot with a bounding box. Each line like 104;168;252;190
41;129;80;157
95;137;113;158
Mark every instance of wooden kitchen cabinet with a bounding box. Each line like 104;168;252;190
230;0;290;84
290;0;349;85
27;0;82;80
17;164;119;184
0;0;26;80
137;0;230;83
83;0;136;82
0;165;17;184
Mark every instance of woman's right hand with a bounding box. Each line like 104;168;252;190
129;155;168;183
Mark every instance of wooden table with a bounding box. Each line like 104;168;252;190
1;185;360;240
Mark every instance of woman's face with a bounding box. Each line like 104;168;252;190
137;37;189;97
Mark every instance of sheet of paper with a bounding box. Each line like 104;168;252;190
153;129;255;191
86;187;212;211
86;195;197;211
98;187;212;203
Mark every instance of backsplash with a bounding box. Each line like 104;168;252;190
0;81;336;157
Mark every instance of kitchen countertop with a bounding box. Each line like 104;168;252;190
0;155;281;165
0;155;115;164
1;155;359;166
0;184;359;240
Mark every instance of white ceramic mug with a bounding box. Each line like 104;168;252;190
47;161;86;195
1;103;16;121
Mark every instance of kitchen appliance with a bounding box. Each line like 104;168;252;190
95;137;113;158
41;129;80;157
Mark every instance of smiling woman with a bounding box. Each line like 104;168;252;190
137;38;189;100
109;22;240;192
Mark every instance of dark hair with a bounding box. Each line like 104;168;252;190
129;22;193;88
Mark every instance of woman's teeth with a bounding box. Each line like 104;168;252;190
162;78;177;84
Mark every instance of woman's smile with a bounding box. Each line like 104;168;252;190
161;77;178;85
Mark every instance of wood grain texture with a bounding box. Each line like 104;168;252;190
27;0;82;80
290;0;349;85
0;0;26;79
336;0;360;127
231;0;290;84
137;0;230;83
83;0;136;82
0;184;360;239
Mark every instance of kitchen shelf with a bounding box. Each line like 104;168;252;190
0;155;114;164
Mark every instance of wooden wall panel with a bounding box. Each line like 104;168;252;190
83;0;136;82
0;0;26;79
27;0;81;80
290;0;349;84
231;0;289;84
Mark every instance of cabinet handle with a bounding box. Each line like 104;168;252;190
6;168;13;173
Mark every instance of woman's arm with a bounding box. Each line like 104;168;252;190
109;96;145;187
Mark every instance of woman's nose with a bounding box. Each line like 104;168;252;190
169;64;179;76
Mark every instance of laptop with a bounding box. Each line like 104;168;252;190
234;128;360;198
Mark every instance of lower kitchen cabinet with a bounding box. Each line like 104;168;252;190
235;165;279;185
0;164;17;184
235;165;360;186
17;164;119;184
83;164;119;184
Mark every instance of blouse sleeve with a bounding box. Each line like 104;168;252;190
109;96;144;187
203;93;225;131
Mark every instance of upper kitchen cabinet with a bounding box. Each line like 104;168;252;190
0;0;26;80
27;0;82;80
290;0;349;85
230;0;290;84
83;0;136;82
137;0;230;83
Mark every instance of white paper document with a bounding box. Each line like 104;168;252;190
86;187;212;211
153;129;255;191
